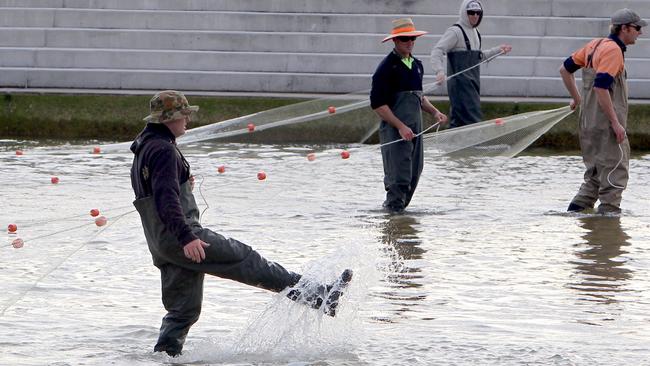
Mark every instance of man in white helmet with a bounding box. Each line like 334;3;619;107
430;0;512;128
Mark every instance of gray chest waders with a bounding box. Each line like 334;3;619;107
447;24;483;128
133;181;301;354
379;91;424;211
572;40;630;210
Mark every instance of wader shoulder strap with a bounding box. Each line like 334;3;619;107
174;145;191;177
586;38;606;69
453;24;472;50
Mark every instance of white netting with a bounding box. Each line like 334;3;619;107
423;106;573;158
180;91;373;144
99;53;507;152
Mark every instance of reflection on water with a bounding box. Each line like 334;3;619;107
375;214;427;320
569;216;632;305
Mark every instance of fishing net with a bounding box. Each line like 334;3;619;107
177;82;442;146
422;106;573;158
99;53;509;152
179;90;376;145
99;94;572;159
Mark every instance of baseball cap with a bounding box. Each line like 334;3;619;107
611;8;647;27
467;1;482;12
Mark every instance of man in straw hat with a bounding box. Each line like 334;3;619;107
130;90;353;356
560;9;645;215
431;0;512;128
371;18;448;214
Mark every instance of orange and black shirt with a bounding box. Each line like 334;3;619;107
563;34;626;90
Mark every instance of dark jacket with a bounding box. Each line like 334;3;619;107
370;50;424;110
130;123;198;246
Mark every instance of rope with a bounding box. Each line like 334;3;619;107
193;174;210;224
360;50;506;144
0;209;135;317
607;143;626;189
445;50;504;81
379;122;441;148
6;204;135;228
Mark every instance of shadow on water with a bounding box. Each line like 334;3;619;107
568;216;632;305
373;214;428;321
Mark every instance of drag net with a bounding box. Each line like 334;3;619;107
177;80;439;146
98;87;382;152
99;53;503;152
178;90;377;145
423;106;573;158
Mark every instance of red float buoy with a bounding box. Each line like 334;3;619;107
217;165;226;174
12;238;24;249
90;208;100;217
341;150;350;159
328;106;336;114
257;171;267;180
95;216;108;227
7;223;17;233
307;153;316;161
247;123;255;132
51;176;60;184
15;150;23;156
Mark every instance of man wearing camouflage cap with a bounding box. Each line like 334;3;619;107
560;9;645;214
130;90;352;356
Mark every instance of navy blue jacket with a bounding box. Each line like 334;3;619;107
130;123;198;247
370;50;424;110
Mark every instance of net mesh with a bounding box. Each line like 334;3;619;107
179;90;376;145
175;82;442;146
99;83;572;159
423;106;573;158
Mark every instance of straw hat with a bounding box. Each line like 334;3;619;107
382;18;428;43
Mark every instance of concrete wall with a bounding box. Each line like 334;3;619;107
0;0;649;97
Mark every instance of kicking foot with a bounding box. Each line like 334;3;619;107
323;269;353;317
286;269;354;317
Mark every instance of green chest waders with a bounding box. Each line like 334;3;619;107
133;182;301;354
379;91;424;211
447;24;483;128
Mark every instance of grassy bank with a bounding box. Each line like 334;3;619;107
0;93;303;142
1;93;650;150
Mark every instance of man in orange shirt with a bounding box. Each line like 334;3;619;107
559;8;645;214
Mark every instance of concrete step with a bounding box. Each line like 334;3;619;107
0;8;618;37
3;47;649;79
2;67;650;98
3;28;650;59
1;0;647;97
0;0;647;17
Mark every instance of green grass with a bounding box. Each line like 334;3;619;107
2;93;650;150
0;94;302;141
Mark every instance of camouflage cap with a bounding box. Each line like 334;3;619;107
143;90;199;124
